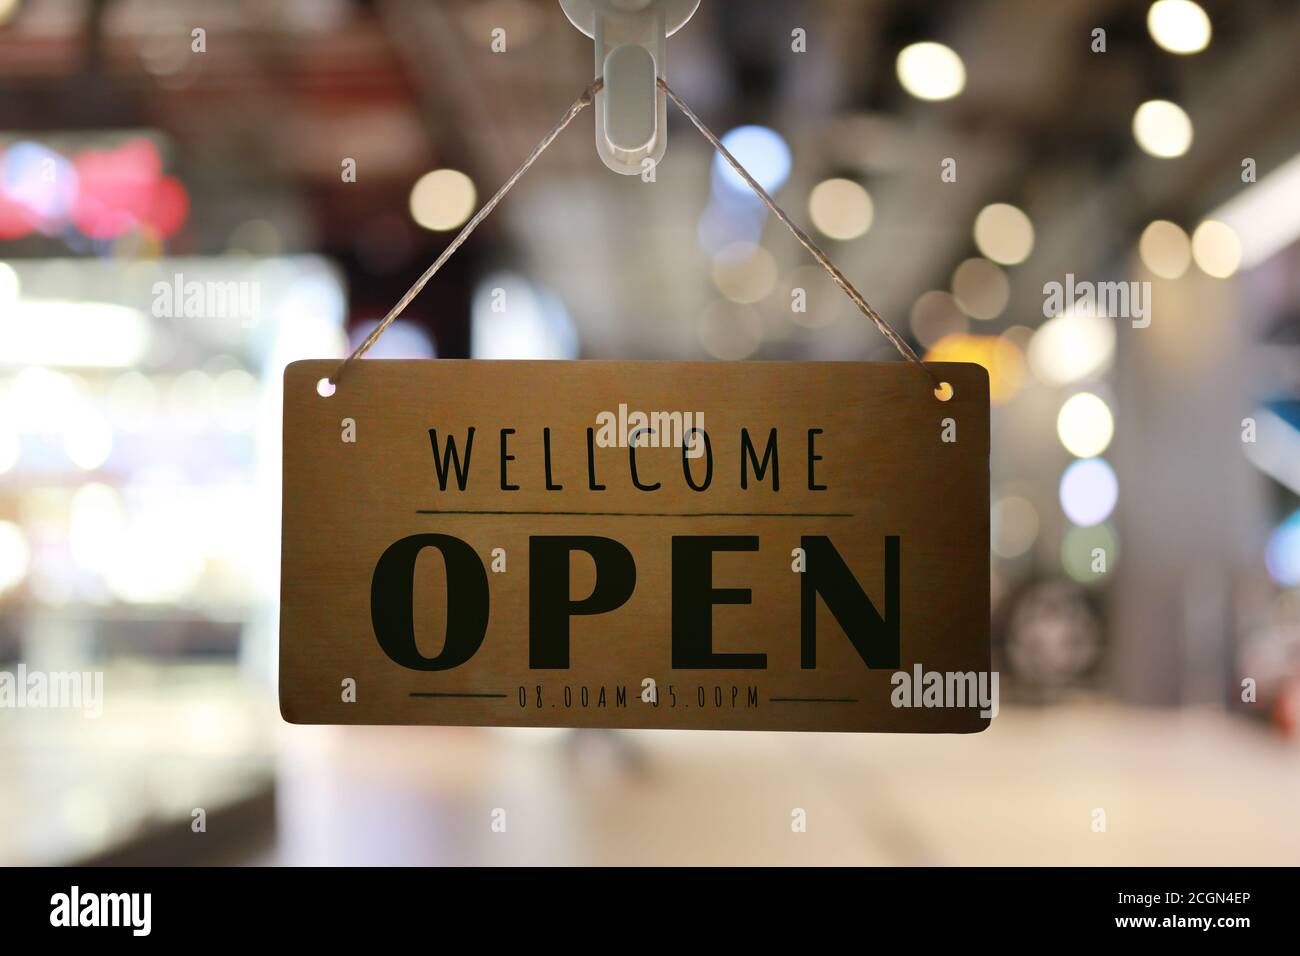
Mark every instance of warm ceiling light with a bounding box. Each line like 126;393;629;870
973;203;1034;265
1191;220;1242;278
950;257;1009;320
1057;392;1115;459
896;42;966;102
1133;100;1193;158
409;169;476;232
808;178;873;240
1138;220;1192;279
1147;1;1212;55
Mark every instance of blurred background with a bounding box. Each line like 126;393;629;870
2;0;1300;865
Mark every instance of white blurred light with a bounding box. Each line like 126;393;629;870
0;424;18;473
973;203;1034;265
269;274;348;374
347;319;436;360
104;494;205;604
107;371;158;432
280;272;347;329
1241;406;1300;497
10;366;80;434
409;169;476;231
1059;458;1119;527
1212;152;1300;270
808;179;873;240
471;272;578;360
1027;308;1116;386
712;242;777;303
896;42;966;101
0;302;150;367
1147;1;1211;55
213;369;261;432
69;483;126;573
1133;100;1193;158
64;406;114;470
1056;392;1114;458
0;520;30;594
166;370;214;429
1138;220;1191;278
1191;219;1242;278
0;262;18;303
714;126;791;195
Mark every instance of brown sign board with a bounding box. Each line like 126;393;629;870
280;359;991;732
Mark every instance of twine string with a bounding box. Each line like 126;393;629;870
657;77;938;388
331;75;936;391
330;78;604;386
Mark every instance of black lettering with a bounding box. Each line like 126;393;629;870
371;534;488;670
529;536;636;668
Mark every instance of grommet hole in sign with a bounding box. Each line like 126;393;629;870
279;63;991;733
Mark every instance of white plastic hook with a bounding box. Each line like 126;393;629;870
559;0;701;175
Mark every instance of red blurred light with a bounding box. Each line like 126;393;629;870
69;138;186;240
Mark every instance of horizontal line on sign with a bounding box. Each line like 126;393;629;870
415;510;854;517
409;692;509;699
769;697;859;703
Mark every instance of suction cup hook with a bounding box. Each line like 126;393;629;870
559;0;701;175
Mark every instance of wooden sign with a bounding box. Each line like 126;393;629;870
280;360;991;732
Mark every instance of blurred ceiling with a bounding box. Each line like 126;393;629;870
2;0;1300;358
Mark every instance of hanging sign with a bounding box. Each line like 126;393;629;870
280;359;991;732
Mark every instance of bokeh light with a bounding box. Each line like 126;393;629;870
698;300;765;360
924;332;1026;404
1191;219;1242;278
0;519;30;594
1059;458;1119;527
711;242;778;303
64;406;114;470
1265;510;1300;587
808;178;873;240
992;495;1039;559
714;126;791;195
1062;523;1118;584
1138;220;1192;279
909;290;969;348
951;257;1010;320
896;42;966;101
409;168;476;231
973;203;1034;265
0;260;17;302
1027;308;1116;386
1056;392;1115;458
1133;100;1193;158
1147;1;1212;55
